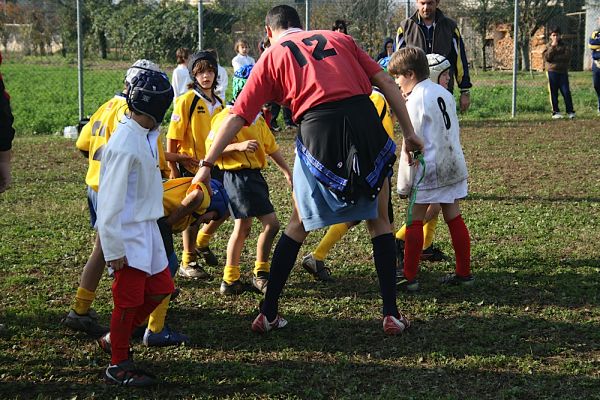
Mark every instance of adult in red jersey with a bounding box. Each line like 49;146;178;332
0;50;15;193
193;4;423;335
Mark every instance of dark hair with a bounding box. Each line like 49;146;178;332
388;47;430;81
332;19;348;34
176;48;190;65
266;5;302;30
548;25;561;35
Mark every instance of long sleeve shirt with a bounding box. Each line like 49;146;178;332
97;117;165;269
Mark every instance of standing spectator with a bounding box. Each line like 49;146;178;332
332;19;348;34
232;39;255;72
207;48;228;103
172;48;192;102
376;38;394;62
0;50;15;193
589;17;600;116
395;0;472;112
543;26;575;119
193;5;423;336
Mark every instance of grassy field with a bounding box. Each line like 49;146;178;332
1;57;599;134
0;116;599;399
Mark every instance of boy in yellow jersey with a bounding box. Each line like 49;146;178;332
300;85;397;282
206;65;292;295
63;60;196;345
167;51;228;279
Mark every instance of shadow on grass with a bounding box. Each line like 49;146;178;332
1;354;599;399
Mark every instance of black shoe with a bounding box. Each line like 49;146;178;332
301;254;333;282
421;245;448;262
251;272;269;294
396;274;420;292
104;360;156;387
219;280;246;295
440;273;474;286
195;246;218;266
62;309;109;338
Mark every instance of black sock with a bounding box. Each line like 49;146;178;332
372;233;399;318
262;233;303;321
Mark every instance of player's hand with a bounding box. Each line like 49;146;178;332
179;154;199;172
192;167;212;196
237;140;259;152
459;92;471;113
284;172;293;188
403;133;424;164
108;256;128;271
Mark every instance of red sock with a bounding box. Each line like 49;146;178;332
109;306;136;365
447;215;471;277
403;220;423;281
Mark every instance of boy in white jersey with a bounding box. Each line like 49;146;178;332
389;47;473;290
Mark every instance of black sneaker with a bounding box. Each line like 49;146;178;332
396;275;420;292
62;309;109;337
219;280;245;295
251;272;269;294
195;246;218;266
421;245;448;262
104;360;156;387
440;273;474;286
301;254;333;282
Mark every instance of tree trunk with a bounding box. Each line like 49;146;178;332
98;30;107;59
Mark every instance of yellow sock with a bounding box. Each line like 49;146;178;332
395;225;407;241
313;223;349;260
223;265;240;284
253;261;270;276
147;295;171;333
422;216;439;249
196;232;212;249
181;251;196;267
73;287;96;315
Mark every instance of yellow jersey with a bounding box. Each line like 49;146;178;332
162;177;210;233
77;94;169;191
206;106;278;171
166;89;224;172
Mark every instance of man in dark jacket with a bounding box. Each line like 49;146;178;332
395;0;472;112
543;26;575;119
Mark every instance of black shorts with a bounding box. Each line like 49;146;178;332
223;169;274;219
297;95;396;202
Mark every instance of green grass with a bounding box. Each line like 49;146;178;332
0;117;599;399
2;57;598;134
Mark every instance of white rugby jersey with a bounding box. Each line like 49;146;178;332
397;78;467;195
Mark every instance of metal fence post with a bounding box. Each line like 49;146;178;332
198;0;203;50
76;0;84;121
305;0;310;30
511;0;519;118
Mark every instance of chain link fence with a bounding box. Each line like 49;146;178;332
0;0;598;134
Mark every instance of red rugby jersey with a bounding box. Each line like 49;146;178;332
232;29;382;124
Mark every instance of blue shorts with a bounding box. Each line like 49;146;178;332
224;169;274;219
86;186;98;228
293;154;377;231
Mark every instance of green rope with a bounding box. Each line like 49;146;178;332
406;151;426;226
